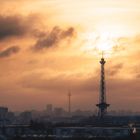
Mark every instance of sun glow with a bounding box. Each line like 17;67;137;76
82;31;116;53
96;33;116;51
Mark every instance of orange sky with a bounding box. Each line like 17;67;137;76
0;0;140;111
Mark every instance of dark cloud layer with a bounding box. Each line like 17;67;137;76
0;14;76;52
20;73;98;92
20;73;140;101
0;46;20;58
0;15;33;40
33;26;75;50
107;63;123;77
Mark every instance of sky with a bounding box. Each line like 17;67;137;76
0;0;140;111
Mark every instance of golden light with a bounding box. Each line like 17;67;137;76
96;38;115;52
81;31;116;53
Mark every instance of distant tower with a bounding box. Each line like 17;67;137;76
96;54;110;119
68;91;71;116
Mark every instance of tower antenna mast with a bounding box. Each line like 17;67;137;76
96;52;110;120
68;91;71;116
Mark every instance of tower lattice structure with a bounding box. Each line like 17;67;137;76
96;56;110;119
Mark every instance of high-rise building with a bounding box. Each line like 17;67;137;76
0;107;8;119
54;107;64;117
46;104;53;115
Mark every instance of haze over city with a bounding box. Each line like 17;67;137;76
0;0;140;111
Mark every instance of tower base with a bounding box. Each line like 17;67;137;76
96;102;110;119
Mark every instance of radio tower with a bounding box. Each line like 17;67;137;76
96;53;110;119
68;91;71;116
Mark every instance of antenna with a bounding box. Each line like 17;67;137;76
101;51;104;58
101;50;108;59
68;91;71;116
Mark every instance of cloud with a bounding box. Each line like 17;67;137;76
20;73;98;93
107;63;123;77
0;15;35;40
33;26;75;50
113;35;140;53
0;46;20;58
136;74;140;79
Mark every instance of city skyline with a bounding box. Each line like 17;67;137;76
0;0;140;111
